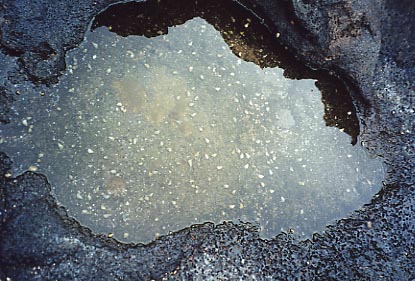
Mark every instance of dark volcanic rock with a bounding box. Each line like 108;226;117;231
1;0;415;279
0;0;118;83
0;86;14;124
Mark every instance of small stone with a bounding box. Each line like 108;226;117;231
87;148;94;154
76;191;83;199
28;165;38;172
216;166;223;170
126;50;135;58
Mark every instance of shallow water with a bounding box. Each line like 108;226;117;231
0;17;384;243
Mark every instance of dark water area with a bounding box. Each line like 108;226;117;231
0;1;384;243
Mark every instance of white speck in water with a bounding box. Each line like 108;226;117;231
28;165;38;172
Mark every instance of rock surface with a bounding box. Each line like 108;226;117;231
0;0;414;279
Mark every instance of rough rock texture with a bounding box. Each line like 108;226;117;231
0;86;14;124
0;0;117;84
1;0;415;279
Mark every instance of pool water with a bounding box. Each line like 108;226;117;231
0;17;384;243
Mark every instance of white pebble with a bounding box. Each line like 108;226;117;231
28;165;38;172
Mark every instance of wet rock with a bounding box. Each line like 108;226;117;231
0;0;118;84
0;0;415;279
0;87;14;124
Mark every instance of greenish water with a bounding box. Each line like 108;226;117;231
0;18;384;243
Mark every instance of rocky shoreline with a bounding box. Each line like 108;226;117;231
1;0;414;279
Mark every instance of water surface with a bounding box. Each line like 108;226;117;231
0;17;384;243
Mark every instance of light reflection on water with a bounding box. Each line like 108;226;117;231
0;18;384;243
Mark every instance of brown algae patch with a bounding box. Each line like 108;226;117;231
0;18;385;243
111;67;192;127
105;175;128;197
